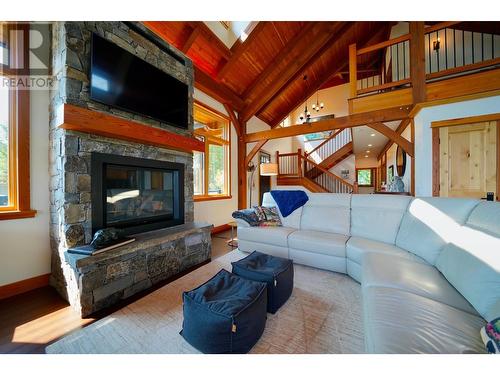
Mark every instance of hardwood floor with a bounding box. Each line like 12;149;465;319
0;230;234;354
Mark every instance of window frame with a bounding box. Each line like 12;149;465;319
0;23;35;220
356;168;375;188
193;101;232;202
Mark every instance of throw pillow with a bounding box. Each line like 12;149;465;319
232;209;261;227
253;206;282;227
480;317;500;354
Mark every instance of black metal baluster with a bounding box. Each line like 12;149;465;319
472;31;475;64
482;32;484;61
436;31;440;71
453;28;456;68
428;33;432;73
444;28;448;69
396;42;400;81
492;34;494;60
403;41;406;78
462;30;465;66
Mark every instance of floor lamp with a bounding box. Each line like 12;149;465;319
248;162;278;207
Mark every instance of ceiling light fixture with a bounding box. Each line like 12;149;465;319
364;155;369;158
368;144;372;147
366;150;371;153
370;133;376;137
299;75;311;124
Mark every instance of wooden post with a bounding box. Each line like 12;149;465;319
237;123;247;209
409;22;426;104
349;44;357;98
297;148;302;177
353;181;359;194
276;151;280;176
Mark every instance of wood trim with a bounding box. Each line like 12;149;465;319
194;99;230;121
0;273;50;300
431;113;500;128
58;104;204;153
497;120;500;201
426;57;500;81
223;103;241;138
194;195;232;202
410;119;415;196
181;25;201;53
245;106;411;143
245;140;268;167
356;78;411;95
185;21;232;61
211;223;231;235
424;21;462;34
432;127;440;197
409;89;500;118
0;209;37;220
356;34;411;56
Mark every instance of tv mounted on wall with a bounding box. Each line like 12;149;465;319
90;33;189;130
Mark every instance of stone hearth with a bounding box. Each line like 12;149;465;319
48;21;207;316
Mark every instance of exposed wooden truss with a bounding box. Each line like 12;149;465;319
366;122;414;157
377;118;411;160
245;106;411;142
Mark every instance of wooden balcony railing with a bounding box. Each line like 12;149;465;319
349;21;500;99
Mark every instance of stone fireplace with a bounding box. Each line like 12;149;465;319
48;21;211;316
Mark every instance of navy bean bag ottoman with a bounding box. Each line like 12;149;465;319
181;269;267;354
232;251;294;314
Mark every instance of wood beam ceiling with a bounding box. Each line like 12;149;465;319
217;22;266;80
245;106;411;142
181;25;201;53
186;21;232;61
194;66;245;111
240;22;349;122
223;103;242;137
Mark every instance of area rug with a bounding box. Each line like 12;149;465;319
46;250;364;354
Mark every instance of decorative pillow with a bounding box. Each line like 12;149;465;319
480;317;500;354
232;209;261;227
253;206;282;227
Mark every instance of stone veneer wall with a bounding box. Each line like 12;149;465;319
48;21;195;301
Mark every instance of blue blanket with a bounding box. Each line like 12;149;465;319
270;190;309;217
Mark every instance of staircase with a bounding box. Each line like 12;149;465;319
276;128;357;193
304;128;353;179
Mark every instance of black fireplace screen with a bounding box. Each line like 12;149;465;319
105;164;175;224
91;153;184;235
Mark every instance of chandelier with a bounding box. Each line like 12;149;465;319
299;75;325;124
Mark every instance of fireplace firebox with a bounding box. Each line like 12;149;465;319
91;153;185;235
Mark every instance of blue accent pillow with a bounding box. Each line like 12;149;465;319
232;251;294;314
181;269;267;353
270;190;309;217
232;208;261;226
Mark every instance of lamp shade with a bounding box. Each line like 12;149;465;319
260;163;278;176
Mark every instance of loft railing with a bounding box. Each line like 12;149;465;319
349;22;500;98
304;128;352;163
276;149;357;194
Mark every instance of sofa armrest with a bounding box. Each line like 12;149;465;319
234;218;251;228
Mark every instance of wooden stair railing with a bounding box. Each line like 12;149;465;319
300;154;356;194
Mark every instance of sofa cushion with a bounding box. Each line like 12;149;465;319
396;197;479;265
466;201;500;237
363;286;486;353
346;236;425;266
436;242;500;322
238;226;296;248
299;193;351;235
263;192;302;229
288;230;347;257
351;194;411;244
363;253;478;315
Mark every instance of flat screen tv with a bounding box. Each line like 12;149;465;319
90;33;188;129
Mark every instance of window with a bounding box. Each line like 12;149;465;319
356;168;375;187
193;101;231;201
0;23;34;220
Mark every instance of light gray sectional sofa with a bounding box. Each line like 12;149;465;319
235;192;500;353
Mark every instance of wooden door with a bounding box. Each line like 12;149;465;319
259;151;271;205
439;121;497;199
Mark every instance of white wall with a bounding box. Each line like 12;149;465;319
0;88;51;286
246;116;293;207
414;95;500;196
193;89;238;227
384;126;412;192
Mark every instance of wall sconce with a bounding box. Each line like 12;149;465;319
433;37;441;52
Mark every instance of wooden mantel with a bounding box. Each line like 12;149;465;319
58;104;204;153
